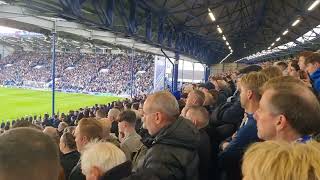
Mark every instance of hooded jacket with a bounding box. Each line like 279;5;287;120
310;68;320;95
137;116;200;180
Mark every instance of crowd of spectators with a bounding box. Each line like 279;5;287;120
0;51;154;95
0;50;320;180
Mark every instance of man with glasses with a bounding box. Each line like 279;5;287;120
130;91;200;180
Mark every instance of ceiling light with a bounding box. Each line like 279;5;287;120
208;8;216;22
217;25;223;34
276;37;281;41
226;41;229;46
268;47;271;50
222;35;226;41
228;46;231;50
291;19;301;27
308;0;320;11
282;30;289;35
271;43;275;46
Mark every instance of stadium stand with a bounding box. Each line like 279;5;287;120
0;51;154;95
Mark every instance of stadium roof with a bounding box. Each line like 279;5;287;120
0;0;320;64
0;28;111;52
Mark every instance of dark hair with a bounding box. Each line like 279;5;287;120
84;109;90;118
95;109;107;118
298;51;314;58
305;53;320;65
124;102;132;109
12;120;42;130
61;132;77;150
118;110;137;125
238;65;262;74
4;125;9;131
276;61;288;69
290;60;300;71
131;103;139;110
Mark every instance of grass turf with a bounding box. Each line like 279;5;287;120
0;87;121;120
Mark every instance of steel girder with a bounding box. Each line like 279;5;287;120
3;0;320;64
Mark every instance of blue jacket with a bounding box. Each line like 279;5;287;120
218;113;259;180
310;68;320;95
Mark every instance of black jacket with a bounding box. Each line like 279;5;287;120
69;160;85;180
210;95;244;142
136;116;200;180
198;129;215;180
111;121;119;137
216;90;229;106
61;151;80;180
99;161;132;180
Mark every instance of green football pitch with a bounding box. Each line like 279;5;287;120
0;87;122;120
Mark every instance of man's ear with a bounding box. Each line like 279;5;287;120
82;136;88;144
155;112;163;125
275;114;288;131
89;166;102;180
247;89;253;100
192;119;198;128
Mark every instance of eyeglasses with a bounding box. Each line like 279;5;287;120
142;111;157;117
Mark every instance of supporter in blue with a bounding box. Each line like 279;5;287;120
218;72;268;180
255;76;320;143
305;53;320;95
52;114;60;128
210;65;262;142
42;113;53;127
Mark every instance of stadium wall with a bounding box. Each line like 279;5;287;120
210;63;247;75
0;85;126;98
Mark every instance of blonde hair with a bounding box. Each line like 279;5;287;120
260;66;283;79
240;72;268;99
242;141;320;180
81;141;126;176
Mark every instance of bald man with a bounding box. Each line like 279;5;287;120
185;106;214;180
131;91;200;180
181;89;205;117
43;126;60;145
185;89;205;107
